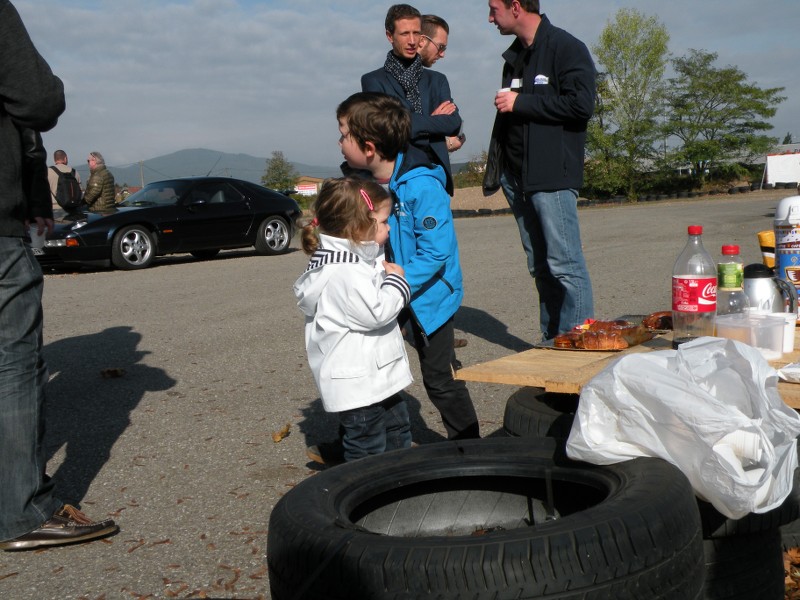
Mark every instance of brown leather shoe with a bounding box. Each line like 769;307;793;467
0;504;118;551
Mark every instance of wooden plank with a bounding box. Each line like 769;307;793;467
456;329;800;409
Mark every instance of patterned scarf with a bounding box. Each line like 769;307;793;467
383;51;423;114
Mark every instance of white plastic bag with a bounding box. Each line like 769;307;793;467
566;336;800;519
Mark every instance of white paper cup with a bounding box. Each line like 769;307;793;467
28;224;46;249
497;87;512;94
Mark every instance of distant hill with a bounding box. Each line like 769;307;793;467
71;148;342;187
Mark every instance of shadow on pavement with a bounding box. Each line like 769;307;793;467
42;326;176;504
455;305;534;353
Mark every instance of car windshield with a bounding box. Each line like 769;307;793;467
118;181;194;207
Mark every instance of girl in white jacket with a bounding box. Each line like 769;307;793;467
293;178;413;462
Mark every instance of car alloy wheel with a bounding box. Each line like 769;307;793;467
111;225;155;270
255;216;290;255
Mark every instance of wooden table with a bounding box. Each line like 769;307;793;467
457;330;800;409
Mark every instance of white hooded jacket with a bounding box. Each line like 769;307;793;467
293;234;413;412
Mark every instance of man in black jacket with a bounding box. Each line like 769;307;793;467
0;0;118;551
484;0;596;341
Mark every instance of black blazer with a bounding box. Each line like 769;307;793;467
362;67;462;196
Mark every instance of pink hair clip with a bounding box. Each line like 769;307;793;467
310;217;319;227
360;188;374;211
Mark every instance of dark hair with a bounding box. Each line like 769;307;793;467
336;92;411;161
421;14;449;36
502;0;539;13
53;149;67;162
385;4;421;33
301;178;391;255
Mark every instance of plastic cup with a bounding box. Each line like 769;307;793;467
28;224;46;249
718;430;762;463
497;87;511;94
781;312;797;353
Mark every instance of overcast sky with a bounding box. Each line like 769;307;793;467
15;0;799;171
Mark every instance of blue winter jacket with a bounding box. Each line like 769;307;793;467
388;147;464;337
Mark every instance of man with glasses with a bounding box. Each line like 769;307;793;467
361;4;461;196
418;14;466;155
84;151;116;211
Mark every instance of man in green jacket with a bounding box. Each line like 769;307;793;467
84;151;116;210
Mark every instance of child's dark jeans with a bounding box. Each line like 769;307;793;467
339;393;411;461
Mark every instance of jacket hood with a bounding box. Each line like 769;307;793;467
294;234;381;317
392;145;446;188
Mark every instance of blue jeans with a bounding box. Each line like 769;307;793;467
339;394;411;462
0;238;61;541
500;171;594;340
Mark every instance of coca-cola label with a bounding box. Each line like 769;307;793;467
672;276;716;312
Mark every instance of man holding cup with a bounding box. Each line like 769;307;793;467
483;0;596;341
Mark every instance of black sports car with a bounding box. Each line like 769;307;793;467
34;177;302;270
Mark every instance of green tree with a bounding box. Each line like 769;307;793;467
590;8;670;200
783;132;794;145
261;150;299;191
664;49;786;182
584;73;627;198
453;151;488;189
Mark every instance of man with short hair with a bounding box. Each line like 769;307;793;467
483;0;596;340
362;4;462;195
47;149;81;211
418;14;466;154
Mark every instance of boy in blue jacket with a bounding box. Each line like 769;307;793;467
336;91;479;442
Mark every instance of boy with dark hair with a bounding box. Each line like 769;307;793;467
335;91;479;442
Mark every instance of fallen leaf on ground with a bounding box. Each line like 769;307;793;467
272;423;291;443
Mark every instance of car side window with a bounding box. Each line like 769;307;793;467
191;182;244;205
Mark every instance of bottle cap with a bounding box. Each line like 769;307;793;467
721;245;740;255
688;225;703;235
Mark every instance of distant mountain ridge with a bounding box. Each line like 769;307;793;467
69;148;470;189
71;148;344;187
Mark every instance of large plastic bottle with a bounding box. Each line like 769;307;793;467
672;225;717;347
716;244;749;316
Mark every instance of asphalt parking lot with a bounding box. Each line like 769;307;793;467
0;191;784;598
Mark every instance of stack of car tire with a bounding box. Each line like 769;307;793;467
266;387;795;598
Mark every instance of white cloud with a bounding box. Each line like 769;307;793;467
13;0;799;170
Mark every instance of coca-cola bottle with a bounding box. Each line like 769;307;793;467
672;225;717;347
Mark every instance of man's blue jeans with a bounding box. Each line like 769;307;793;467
0;238;61;541
500;171;594;340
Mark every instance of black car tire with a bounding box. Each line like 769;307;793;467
189;249;220;261
255;216;290;255
267;437;705;600
702;530;785;600
111;225;155;270
502;386;578;438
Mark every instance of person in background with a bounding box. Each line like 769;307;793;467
361;4;462;196
0;0;118;551
47;149;81;211
84;151;116;210
295;178;413;463
418;14;466;154
483;0;596;340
